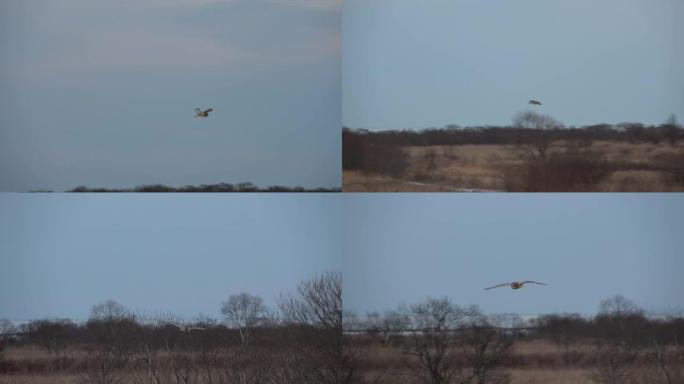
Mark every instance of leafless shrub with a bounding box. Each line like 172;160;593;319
91;300;134;322
397;298;511;384
589;344;639;384
643;340;683;384
365;311;409;347
82;346;129;384
507;112;613;191
342;129;409;178
221;293;268;346
277;272;356;384
459;325;512;384
513;111;564;164
169;351;201;384
513;147;611;191
219;348;270;384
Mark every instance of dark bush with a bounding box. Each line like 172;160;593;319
343;128;409;177
518;149;611;192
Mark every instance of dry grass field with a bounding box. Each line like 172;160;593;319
349;339;684;384
343;141;684;192
0;345;304;384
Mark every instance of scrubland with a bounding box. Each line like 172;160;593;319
343;114;684;192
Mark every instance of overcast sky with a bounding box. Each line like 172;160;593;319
0;0;340;192
0;194;341;321
343;194;684;316
343;0;683;130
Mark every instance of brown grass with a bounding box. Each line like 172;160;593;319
343;171;462;192
508;368;594;384
0;373;81;384
4;340;683;383
343;141;684;192
349;338;684;384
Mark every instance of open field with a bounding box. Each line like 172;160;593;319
0;273;347;384
5;339;682;384
0;345;327;384
347;330;684;384
350;341;590;384
340;295;684;384
343;141;684;192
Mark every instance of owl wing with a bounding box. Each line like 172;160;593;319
521;281;546;286
484;283;510;290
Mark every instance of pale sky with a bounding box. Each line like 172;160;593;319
0;0;341;191
343;194;684;316
0;194;341;321
343;0;683;130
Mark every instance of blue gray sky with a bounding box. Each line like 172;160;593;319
0;194;341;321
343;194;684;316
0;0;340;192
343;0;683;130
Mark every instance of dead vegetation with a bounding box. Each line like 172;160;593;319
3;292;683;384
343;296;684;384
342;114;684;192
1;272;355;384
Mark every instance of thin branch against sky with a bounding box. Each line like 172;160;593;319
0;194;342;320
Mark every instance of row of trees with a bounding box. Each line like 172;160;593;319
66;183;340;193
4;292;683;383
343;112;684;191
343;113;682;151
343;295;684;384
1;272;356;384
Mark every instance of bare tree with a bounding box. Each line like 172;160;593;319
398;297;466;384
589;344;638;384
644;339;681;384
277;272;355;384
398;298;511;384
221;293;267;345
279;272;342;330
512;111;564;164
459;325;511;384
599;295;643;317
90;300;133;322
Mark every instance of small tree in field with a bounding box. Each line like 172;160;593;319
513;111;564;164
221;293;267;345
398;297;511;384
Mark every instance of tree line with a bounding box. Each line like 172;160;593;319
343;112;684;191
344;113;682;150
1;272;355;384
342;295;684;384
64;183;340;193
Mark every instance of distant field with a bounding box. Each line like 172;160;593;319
343;141;684;192
350;338;683;384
